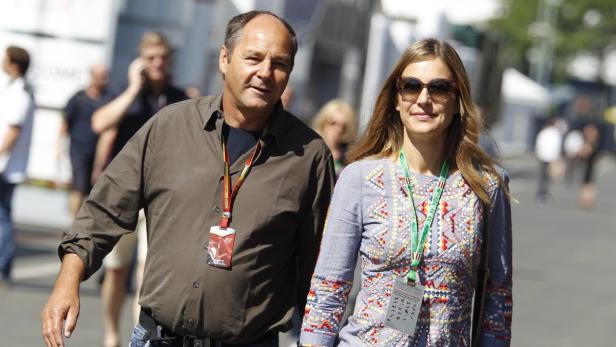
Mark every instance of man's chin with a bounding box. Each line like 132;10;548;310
242;97;276;110
146;73;166;83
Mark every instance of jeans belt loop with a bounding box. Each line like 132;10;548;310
183;335;211;347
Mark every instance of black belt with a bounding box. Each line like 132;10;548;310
138;309;275;347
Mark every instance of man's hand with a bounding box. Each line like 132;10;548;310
127;57;146;93
41;254;84;347
91;60;143;134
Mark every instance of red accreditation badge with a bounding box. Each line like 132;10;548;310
207;226;236;268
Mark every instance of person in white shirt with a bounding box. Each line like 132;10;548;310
0;45;35;286
534;118;563;206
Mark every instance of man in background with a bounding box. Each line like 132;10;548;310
58;63;115;217
535;118;563;207
0;45;35;287
90;32;188;347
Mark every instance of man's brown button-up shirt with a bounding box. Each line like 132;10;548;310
59;95;335;343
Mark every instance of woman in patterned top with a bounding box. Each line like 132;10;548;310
299;39;512;347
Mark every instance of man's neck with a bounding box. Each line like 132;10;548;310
146;78;166;95
8;72;22;82
221;98;273;132
401;132;447;176
85;85;103;99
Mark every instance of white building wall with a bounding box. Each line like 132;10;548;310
0;0;119;183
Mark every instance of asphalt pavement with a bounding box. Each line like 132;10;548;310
1;153;615;346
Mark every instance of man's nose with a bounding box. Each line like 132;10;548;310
256;60;273;79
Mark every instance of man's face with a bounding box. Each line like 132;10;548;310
219;15;293;115
140;44;169;83
1;54;10;75
90;65;109;91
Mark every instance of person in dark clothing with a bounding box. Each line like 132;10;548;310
58;63;115;217
577;123;600;209
89;31;188;347
41;11;335;347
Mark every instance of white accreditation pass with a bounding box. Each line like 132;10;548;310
384;277;425;335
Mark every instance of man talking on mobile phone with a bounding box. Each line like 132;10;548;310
89;31;188;347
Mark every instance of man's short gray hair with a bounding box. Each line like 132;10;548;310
223;11;297;67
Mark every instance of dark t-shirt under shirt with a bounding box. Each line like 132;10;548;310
223;122;261;165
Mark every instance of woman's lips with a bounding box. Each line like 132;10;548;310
410;113;434;120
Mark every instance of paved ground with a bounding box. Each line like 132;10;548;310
3;188;138;346
1;153;615;346
505;154;616;347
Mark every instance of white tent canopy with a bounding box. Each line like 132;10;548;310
381;0;504;25
501;67;551;108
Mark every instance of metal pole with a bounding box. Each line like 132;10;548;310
531;0;559;87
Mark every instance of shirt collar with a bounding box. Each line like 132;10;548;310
6;76;25;89
199;93;286;146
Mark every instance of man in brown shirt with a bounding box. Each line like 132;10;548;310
41;11;335;347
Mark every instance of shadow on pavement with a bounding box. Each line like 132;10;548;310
8;279;103;298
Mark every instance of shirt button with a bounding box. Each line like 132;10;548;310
187;318;194;327
193;281;200;288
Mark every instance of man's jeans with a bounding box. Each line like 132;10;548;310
0;176;16;280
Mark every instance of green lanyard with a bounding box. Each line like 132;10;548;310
399;151;449;283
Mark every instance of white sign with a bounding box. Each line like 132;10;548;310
27;108;71;183
0;32;107;109
0;0;115;182
0;0;114;42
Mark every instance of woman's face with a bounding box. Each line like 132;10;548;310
322;113;348;147
395;57;458;143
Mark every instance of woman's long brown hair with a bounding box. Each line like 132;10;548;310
348;38;506;205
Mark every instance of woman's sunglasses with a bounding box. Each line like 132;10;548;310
396;77;456;103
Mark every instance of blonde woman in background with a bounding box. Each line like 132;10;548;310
312;99;357;176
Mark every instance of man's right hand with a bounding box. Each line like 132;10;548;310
92;59;145;134
127;57;146;93
41;253;84;347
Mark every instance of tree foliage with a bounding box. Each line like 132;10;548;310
490;0;616;82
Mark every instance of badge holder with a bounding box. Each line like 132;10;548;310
207;218;236;268
384;273;424;335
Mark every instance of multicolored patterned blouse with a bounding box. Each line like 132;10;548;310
300;158;512;347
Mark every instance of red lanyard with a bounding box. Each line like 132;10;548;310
220;131;261;229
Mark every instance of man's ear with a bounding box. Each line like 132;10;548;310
219;45;228;76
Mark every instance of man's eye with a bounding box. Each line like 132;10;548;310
273;61;288;69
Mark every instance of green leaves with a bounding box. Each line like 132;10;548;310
490;0;616;83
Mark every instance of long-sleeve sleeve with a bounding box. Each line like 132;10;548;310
58;115;157;280
480;173;513;346
297;149;336;313
300;162;363;347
